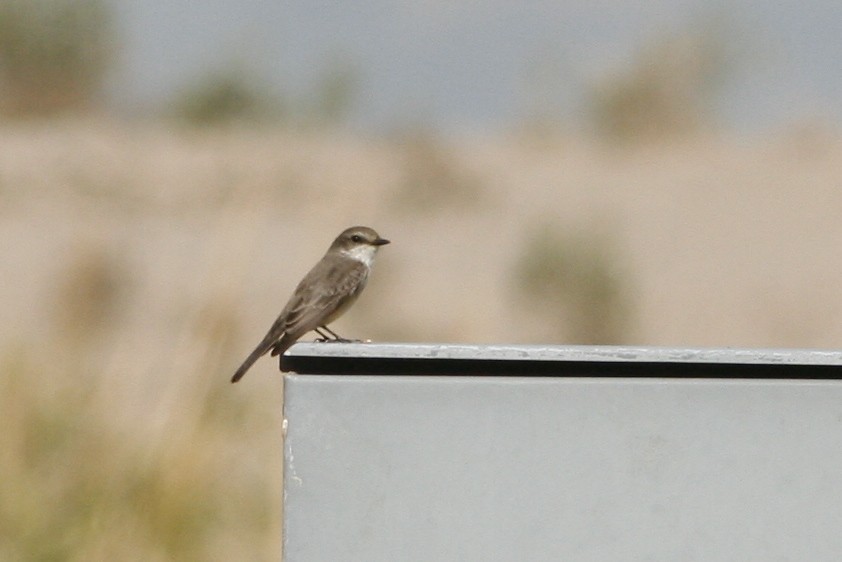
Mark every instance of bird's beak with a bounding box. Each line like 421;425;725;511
372;237;390;246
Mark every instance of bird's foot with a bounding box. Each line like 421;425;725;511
333;337;362;343
312;337;361;343
313;326;364;344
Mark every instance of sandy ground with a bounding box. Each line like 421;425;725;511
5;122;842;352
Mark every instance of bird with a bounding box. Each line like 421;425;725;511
231;226;390;383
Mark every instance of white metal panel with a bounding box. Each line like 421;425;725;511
283;373;842;561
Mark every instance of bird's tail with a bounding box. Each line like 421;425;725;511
231;332;296;383
231;332;280;383
230;345;267;383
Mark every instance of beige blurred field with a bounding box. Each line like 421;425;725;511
3;119;842;559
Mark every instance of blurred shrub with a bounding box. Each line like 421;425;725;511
305;57;358;127
0;0;114;116
391;129;484;213
172;56;356;128
0;349;272;560
513;225;632;344
588;22;729;142
172;67;283;126
1;283;276;559
0;245;281;559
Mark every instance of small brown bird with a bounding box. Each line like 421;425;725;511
231;226;390;383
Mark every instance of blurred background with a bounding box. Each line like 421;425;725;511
2;0;842;559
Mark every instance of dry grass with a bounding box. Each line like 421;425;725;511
3;119;842;558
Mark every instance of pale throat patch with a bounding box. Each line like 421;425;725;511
341;244;377;267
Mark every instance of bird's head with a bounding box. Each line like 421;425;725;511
330;226;390;266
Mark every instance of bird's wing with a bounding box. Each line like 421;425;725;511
280;258;369;337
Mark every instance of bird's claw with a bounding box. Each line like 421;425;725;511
312;337;362;344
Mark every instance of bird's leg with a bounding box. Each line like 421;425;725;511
319;325;361;343
313;327;332;342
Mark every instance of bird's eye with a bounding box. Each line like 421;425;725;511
351;234;362;243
